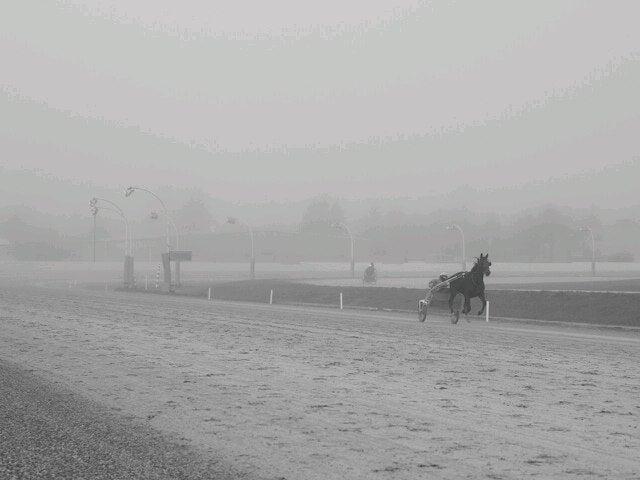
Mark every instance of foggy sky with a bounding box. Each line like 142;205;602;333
1;0;639;202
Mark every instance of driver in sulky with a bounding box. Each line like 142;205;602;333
428;272;449;289
365;262;376;277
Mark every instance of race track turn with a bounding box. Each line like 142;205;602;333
1;284;639;479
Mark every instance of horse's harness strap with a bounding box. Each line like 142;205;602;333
461;270;480;288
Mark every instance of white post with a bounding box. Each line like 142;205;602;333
485;301;490;322
269;289;274;305
250;227;256;279
590;230;596;277
340;292;343;310
208;287;212;301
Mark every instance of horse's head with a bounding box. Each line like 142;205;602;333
476;253;492;276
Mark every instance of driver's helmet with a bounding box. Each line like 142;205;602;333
439;272;448;281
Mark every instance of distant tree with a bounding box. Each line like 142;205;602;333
174;198;217;233
300;196;346;234
0;216;59;243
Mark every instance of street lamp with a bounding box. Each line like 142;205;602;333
227;217;255;279
333;222;355;278
91;197;131;255
580;226;596;276
89;199;98;262
447;224;466;271
91;198;136;288
125;186;178;252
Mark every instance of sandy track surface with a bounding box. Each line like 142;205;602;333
1;285;639;479
0;360;241;480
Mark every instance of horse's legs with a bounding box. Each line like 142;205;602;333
477;291;487;316
463;296;471;314
448;290;456;313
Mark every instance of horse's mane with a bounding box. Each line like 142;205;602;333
470;257;482;273
469;254;489;274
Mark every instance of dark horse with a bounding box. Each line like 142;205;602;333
448;253;491;317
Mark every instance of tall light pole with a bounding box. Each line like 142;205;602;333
90;201;97;263
91;198;131;255
580;226;596;276
125;186;178;252
334;223;355;278
91;198;135;288
227;217;255;279
447;224;466;271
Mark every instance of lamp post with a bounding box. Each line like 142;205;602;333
227;217;255;279
334;223;355;278
91;198;131;255
125;186;178;252
90;201;97;263
580;226;596;276
447;224;466;271
91;198;135;288
126;186;180;289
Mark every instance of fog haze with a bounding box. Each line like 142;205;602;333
3;5;640;478
2;0;639;204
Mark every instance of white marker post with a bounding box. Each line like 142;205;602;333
486;301;490;322
340;292;343;310
269;289;274;305
208;287;212;301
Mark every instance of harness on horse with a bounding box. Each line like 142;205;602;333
446;269;481;289
417;271;469;322
468;270;481;288
428;271;466;291
418;253;491;324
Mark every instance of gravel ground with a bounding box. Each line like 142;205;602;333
1;283;640;479
0;359;243;480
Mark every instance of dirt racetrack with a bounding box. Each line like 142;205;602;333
1;284;639;479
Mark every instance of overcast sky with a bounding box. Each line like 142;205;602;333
1;0;639;203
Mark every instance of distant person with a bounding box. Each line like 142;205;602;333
363;262;377;283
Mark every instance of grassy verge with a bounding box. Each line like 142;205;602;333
490;278;640;292
131;280;640;327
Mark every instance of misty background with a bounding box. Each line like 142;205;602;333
1;1;639;263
